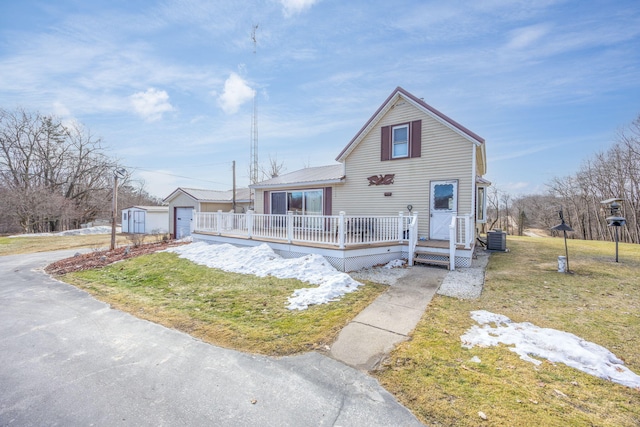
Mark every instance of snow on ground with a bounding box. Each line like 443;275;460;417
166;242;364;310
9;225;118;238
461;310;640;389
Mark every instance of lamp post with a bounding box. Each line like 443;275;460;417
110;168;127;251
601;198;626;263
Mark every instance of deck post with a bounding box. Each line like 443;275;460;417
246;210;253;238
398;211;404;243
216;210;223;236
465;214;472;249
287;211;293;243
449;214;457;270
338;211;345;249
190;209;196;236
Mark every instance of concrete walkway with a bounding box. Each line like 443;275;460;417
330;265;449;371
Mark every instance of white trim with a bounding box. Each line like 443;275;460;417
336;93;400;161
472;143;477;223
402;95;483;147
251;178;344;190
391;123;409;159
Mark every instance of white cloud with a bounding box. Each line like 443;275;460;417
217;73;255;115
506;24;551;50
280;0;319;17
130;88;174;121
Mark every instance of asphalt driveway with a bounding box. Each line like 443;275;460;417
0;250;423;426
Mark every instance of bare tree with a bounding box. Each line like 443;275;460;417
0;108;127;233
259;154;286;180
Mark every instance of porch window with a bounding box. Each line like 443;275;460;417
271;192;287;215
477;186;487;223
271;189;323;215
392;124;409;158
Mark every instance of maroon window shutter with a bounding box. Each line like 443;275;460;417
323;187;332;215
263;191;270;214
410;120;422;158
381;125;391;161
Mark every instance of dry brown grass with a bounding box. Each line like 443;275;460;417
0;233;129;255
375;236;640;426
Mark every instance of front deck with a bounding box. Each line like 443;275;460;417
190;211;475;272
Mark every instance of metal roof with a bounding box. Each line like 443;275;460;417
122;205;169;212
250;164;345;189
163;187;253;203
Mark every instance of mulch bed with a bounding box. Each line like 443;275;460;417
45;240;189;275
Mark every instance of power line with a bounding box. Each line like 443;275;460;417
124;166;233;187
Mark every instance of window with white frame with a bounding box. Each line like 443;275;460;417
392;124;409;158
477;186;487;223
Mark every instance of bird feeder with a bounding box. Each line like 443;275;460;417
601;198;626;262
551;208;574;273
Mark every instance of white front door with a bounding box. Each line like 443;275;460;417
175;208;193;238
430;180;458;240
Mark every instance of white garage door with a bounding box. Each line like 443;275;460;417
175;208;193;238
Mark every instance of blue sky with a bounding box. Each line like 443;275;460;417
1;0;639;199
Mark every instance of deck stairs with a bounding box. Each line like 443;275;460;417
412;240;452;269
413;248;450;269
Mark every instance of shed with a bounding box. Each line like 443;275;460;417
163;187;253;238
121;206;169;235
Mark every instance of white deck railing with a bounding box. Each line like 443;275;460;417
192;210;474;270
193;210;414;249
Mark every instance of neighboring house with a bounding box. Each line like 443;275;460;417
121;206;169;235
190;87;489;271
163;187;252;238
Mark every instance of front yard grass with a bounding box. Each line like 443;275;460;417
62;252;387;355
0;234;129;255
374;236;640;426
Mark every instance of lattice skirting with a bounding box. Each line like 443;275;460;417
192;232;473;272
276;249;408;272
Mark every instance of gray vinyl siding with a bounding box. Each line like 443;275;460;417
333;97;474;238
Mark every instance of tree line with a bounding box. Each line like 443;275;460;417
0;108;159;234
486;114;640;244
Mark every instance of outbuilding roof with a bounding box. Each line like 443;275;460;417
250;164;345;190
122;205;169;212
163;187;252;203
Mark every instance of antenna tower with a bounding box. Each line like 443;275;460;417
249;24;259;185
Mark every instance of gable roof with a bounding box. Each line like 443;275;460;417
163;187;252;203
336;86;485;162
122;205;169;213
250;164;345;190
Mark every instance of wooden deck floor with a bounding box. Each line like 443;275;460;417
194;230;464;252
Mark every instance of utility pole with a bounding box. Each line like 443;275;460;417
110;168;126;250
232;160;237;212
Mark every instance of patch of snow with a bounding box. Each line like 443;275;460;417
461;310;640;389
165;242;363;310
383;259;406;269
9;225;118;238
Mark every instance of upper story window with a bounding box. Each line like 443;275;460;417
381;120;421;161
392;125;409;158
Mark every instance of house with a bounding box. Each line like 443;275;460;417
189;87;488;271
163;187;252;238
121;206;169;235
